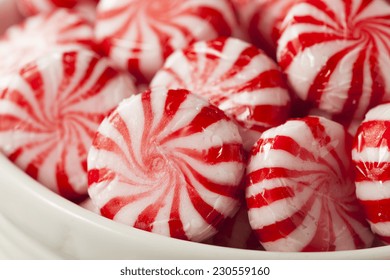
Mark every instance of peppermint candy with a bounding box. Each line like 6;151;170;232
0;50;136;202
277;0;390;124
246;116;374;252
0;9;95;76
352;103;390;244
95;0;239;83
88;88;245;241
151;37;291;150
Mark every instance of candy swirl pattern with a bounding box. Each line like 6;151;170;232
0;50;135;202
0;9;95;76
151;37;291;151
88;88;246;241
95;0;238;83
352;103;390;244
277;0;390;125
245;116;374;252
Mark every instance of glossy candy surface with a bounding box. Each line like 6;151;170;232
246;116;374;252
353;103;390;244
0;50;135;202
277;0;390;126
151;37;291;150
0;9;95;76
95;0;238;83
88;88;246;241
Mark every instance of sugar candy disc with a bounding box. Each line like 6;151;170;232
0;50;136;202
88;88;246;241
246;116;374;252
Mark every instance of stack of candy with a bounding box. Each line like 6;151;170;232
0;0;390;252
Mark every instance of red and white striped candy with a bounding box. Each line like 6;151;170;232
352;103;390;244
245;116;374;252
151;37;291;151
204;203;263;250
0;50;136;202
277;0;390;124
16;0;77;16
0;9;95;76
95;0;239;83
232;0;298;59
88;88;245;241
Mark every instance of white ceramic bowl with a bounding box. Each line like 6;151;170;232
1;154;390;259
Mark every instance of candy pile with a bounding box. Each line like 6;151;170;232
0;0;389;253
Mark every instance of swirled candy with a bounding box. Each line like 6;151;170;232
277;0;390;124
95;0;239;83
352;103;390;244
0;9;95;76
245;116;374;252
88;88;246;241
151;37;291;150
0;50;136;202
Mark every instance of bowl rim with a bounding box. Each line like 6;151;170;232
1;153;390;260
